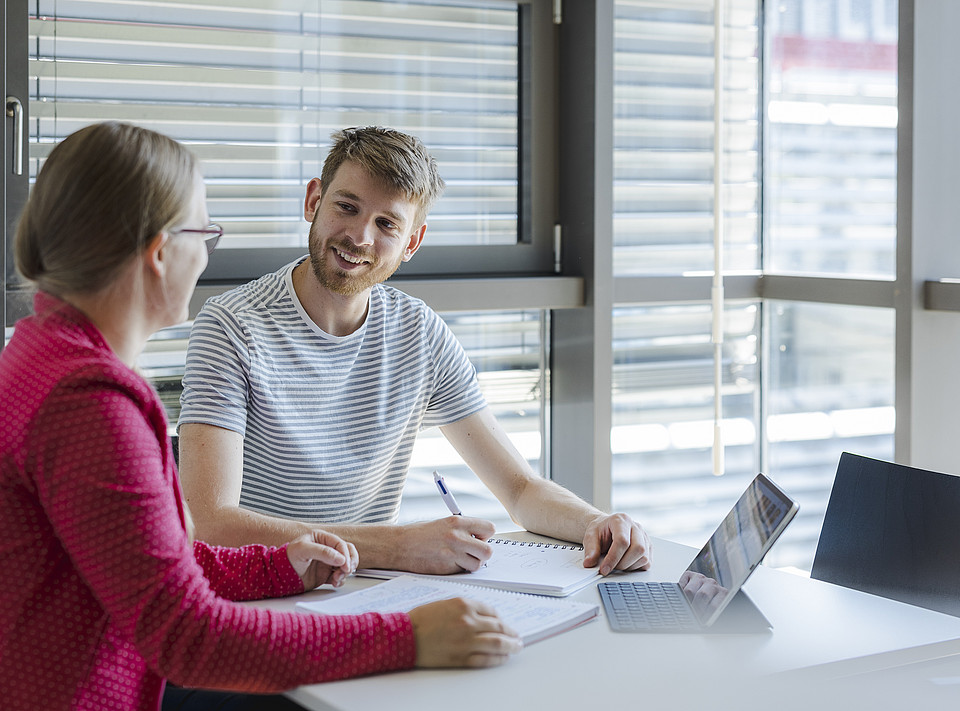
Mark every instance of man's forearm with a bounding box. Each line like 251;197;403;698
440;409;606;546
508;477;604;544
506;477;653;574
190;505;313;548
190;505;417;569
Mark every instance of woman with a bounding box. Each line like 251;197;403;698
0;122;521;711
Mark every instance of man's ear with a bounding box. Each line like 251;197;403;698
402;224;427;262
142;232;168;278
304;178;323;222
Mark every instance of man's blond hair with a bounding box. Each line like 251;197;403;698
320;126;445;226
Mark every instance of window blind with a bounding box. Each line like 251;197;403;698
613;0;761;276
28;0;521;265
611;0;764;558
611;0;897;571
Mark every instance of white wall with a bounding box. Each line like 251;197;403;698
906;0;960;473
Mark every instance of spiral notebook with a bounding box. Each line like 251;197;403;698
356;538;600;597
296;575;599;645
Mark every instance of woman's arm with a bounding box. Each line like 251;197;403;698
35;377;415;691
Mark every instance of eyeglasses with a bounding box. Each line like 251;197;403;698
172;223;223;255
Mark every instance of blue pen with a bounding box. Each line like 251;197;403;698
433;470;462;515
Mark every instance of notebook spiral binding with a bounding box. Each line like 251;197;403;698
487;537;584;551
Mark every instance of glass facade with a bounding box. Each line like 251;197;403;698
764;301;895;568
611;0;897;570
765;0;898;276
610;302;760;552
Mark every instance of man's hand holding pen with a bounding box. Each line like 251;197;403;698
429;470;495;572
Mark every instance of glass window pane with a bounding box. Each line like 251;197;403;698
399;309;544;531
611;302;761;555
613;0;760;276
765;0;898;276
28;0;520;259
765;301;895;569
140;324;194;434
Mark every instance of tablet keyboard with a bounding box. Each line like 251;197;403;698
598;581;701;632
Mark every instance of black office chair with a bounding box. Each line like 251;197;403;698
811;452;960;617
170;434;179;469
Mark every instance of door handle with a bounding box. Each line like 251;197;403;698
6;96;24;176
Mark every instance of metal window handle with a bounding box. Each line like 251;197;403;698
6;96;23;176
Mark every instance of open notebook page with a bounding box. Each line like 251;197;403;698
296;575;599;645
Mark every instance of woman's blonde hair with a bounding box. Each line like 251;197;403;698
15;121;198;296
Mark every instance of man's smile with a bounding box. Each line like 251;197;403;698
333;246;371;266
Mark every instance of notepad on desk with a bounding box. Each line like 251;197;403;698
355;537;600;597
296;575;599;645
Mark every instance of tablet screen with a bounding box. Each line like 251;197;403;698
680;473;798;627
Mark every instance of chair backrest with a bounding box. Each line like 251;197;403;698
170;434;179;469
811;452;960;617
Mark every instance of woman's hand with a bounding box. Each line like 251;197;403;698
286;530;359;590
408;598;523;668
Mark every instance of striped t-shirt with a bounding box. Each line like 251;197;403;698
178;258;486;523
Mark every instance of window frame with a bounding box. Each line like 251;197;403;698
190;0;561;283
3;0;29;328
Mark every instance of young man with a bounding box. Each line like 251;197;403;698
178;126;651;576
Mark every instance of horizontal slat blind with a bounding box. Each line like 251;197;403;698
28;0;520;254
611;0;898;571
613;0;760;276
611;301;763;557
611;2;765;558
398;309;543;528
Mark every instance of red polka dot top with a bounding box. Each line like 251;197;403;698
0;293;417;710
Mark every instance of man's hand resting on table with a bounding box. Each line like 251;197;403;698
582;512;652;575
286;530;359;590
408;598;523;668
394;516;497;575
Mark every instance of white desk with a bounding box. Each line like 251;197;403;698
248;535;960;711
